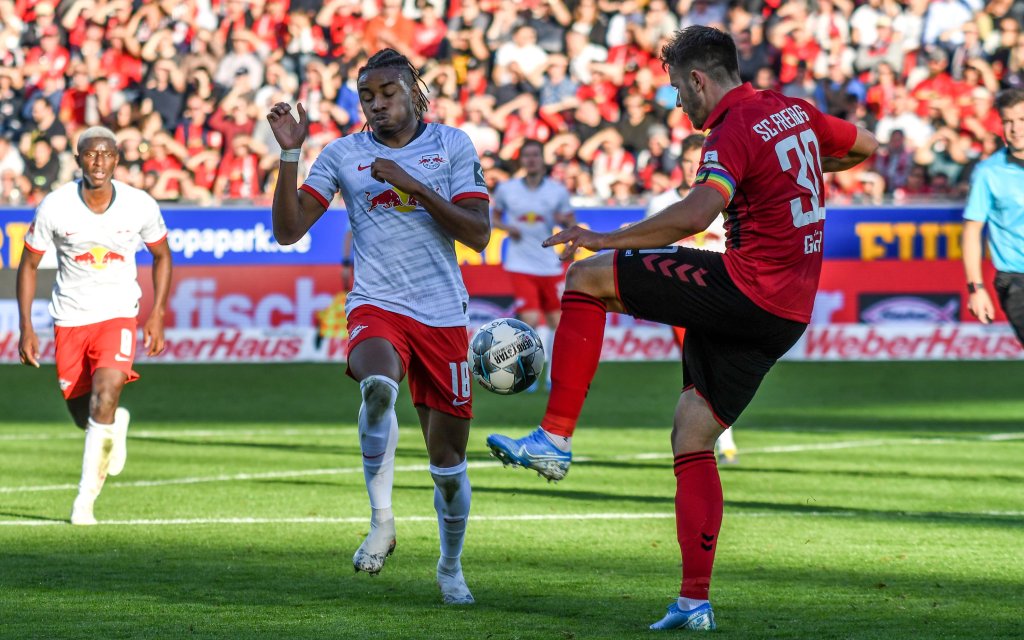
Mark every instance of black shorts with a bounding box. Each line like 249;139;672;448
994;271;1024;346
614;247;807;425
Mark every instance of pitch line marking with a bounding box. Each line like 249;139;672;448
1;429;1020;444
3;509;1023;527
2;433;1022;494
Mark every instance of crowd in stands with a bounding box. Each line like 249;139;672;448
1;0;1022;208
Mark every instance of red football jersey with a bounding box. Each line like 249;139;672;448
693;83;857;323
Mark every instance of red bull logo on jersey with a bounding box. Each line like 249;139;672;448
418;154;445;170
365;187;419;213
72;247;127;270
516;211;540;224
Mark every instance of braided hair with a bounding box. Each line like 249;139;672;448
358;49;430;122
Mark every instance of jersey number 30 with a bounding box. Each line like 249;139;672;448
775;130;824;229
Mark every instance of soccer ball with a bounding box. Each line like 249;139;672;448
468;318;545;395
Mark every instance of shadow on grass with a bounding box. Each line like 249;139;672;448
727;499;1024;529
0;531;1021;640
4;363;1024;436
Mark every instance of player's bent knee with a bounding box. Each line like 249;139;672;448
565;257;616;300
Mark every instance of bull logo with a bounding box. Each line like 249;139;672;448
365;187;419;213
419;154;445;170
72;247;127;270
517;211;540;224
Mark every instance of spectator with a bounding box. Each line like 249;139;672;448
922;0;974;48
525;0;571;54
855;15;904;76
463;96;502;156
20;96;67;159
616;92;657;156
494;25;549;89
0;71;26;141
538;54;579;130
142;58;187;132
0;0;1018;206
679;0;727;29
579;127;634;199
0;134;25;178
25;137;61;200
874;129;915;194
364;0;416;56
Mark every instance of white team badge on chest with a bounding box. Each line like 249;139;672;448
418;154;446;170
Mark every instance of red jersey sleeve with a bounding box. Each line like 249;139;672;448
795;99;858;159
692;121;752;206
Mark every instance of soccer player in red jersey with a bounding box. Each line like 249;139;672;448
488;26;878;630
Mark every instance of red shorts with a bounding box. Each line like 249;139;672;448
54;317;139;400
510;272;563;315
345;305;472;419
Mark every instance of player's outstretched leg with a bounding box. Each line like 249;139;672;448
486;427;571;482
353;375;400;575
487;290;608;481
70;418;114;525
107;407;131;476
431;460;474;604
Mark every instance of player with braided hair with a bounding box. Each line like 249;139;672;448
267;48;491;604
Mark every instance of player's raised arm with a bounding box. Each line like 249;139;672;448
821;125;879;173
544;186;725;258
16;249;44;368
267;102;328;245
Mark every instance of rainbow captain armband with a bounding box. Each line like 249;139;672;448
694;163;736;204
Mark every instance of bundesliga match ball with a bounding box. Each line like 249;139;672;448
468;318;546;395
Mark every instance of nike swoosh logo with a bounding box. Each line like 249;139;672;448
452;399;470;406
358;163;372;171
65;231;79;236
114;354;132;362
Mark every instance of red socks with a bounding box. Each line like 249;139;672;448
673;451;723;600
540;291;607;438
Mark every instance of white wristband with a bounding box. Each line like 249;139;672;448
280;148;301;162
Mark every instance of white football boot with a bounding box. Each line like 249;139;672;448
352;518;396;575
436;560;475;605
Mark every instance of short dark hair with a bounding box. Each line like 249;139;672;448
358;49;429;120
660;26;740;85
520;139;544;154
995;88;1024;113
680;133;705;154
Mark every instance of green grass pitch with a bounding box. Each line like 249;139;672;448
1;361;1022;639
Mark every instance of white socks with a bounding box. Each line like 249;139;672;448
430;460;471;572
358;375;400;519
678;596;709;611
79;418;114;498
541;428;572;452
717;427;736;452
538;325;554;384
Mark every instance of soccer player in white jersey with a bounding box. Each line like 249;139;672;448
490;139;575;392
266;49;490;605
645;133;737;464
17;126;172;525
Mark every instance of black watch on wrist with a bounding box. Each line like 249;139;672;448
967;282;985;294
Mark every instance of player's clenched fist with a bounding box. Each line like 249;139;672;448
543;225;606;261
369;158;419;193
266;102;309;150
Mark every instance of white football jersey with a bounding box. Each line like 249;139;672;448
492;177;572;276
301;123;489;327
23;180;168;327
